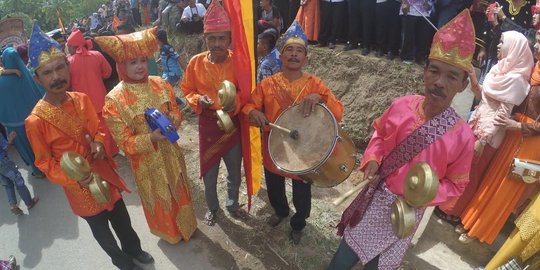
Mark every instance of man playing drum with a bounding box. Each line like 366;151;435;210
326;10;477;269
242;21;344;245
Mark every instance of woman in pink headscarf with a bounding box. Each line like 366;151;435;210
437;31;534;238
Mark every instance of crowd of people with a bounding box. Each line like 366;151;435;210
0;0;540;270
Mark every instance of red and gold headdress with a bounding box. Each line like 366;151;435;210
428;10;475;71
204;1;231;33
94;27;158;63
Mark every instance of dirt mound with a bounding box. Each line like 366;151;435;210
304;48;424;147
171;34;425;148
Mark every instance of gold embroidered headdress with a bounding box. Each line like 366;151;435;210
428;10;475;71
28;22;66;70
94;27;159;63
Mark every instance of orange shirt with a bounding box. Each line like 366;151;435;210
181;50;241;115
242;72;344;123
25;92;124;217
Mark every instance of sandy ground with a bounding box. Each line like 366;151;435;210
0;40;512;270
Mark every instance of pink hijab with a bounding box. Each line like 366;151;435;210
483;31;534;106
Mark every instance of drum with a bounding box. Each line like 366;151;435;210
268;104;357;187
144;107;180;142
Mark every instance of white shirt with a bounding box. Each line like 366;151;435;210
181;3;206;21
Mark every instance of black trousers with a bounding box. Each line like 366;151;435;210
361;0;377;48
274;0;290;32
318;1;347;44
131;8;142;27
347;0;362;45
177;20;204;34
400;15;433;62
82;199;142;270
375;1;401;53
289;0;301;28
265;169;311;231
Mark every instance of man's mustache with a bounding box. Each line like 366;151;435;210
429;87;447;99
288;58;300;63
50;79;67;89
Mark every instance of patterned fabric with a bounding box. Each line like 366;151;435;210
280;21;307;52
28;22;65;70
94;28;159;63
103;76;197;243
429;9;475;71
256;47;281;84
204;1;231;33
343;184;425;269
160;44;183;77
337;104;460;235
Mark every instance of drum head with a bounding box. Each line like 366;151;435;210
268;104;338;174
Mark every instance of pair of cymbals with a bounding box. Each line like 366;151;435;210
60;151;111;204
391;162;439;239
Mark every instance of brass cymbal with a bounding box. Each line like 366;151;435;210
390;197;416;239
403;162;439;208
216;109;234;134
89;175;111;204
218;80;236;112
60;151;91;181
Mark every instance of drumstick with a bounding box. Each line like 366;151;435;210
267;122;300;140
333;180;369;206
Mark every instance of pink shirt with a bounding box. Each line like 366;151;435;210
361;95;475;205
68;50;112;113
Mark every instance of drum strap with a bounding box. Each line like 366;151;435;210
337;106;460;236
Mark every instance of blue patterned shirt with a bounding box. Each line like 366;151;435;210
257;47;282;84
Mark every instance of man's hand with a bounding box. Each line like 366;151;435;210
248;110;268;128
494;113;521;130
7;131;16;144
198;95;214;109
150;128;167;143
401;3;410;15
300;93;322;117
85;134;105;160
477;48;486;64
363;160;380;186
165;110;180;130
13;69;21;77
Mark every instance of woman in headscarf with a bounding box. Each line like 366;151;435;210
438;30;533;229
0;47;45;177
97;28;197;244
440;31;536;243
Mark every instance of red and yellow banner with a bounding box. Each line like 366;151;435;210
223;0;262;210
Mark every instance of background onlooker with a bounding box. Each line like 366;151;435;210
317;0;347;49
179;0;206;34
256;0;282;34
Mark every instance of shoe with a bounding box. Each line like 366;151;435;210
314;42;327;48
458;233;474;244
11;206;23;216
328;42;336;49
343;44;358;51
8;255;16;268
289;230;302;245
402;60;413;65
361;47;370;56
267;214;285;227
27;197;39;210
133;251;154;264
387;51;396;60
205;209;217;226
375;49;384;58
229;208;249;220
455;224;467;234
31;172;46;179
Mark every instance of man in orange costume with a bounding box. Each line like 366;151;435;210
25;22;153;270
242;22;344;244
181;1;247;226
97;28;197;244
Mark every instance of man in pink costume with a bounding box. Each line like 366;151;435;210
327;10;476;270
67;29;118;156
